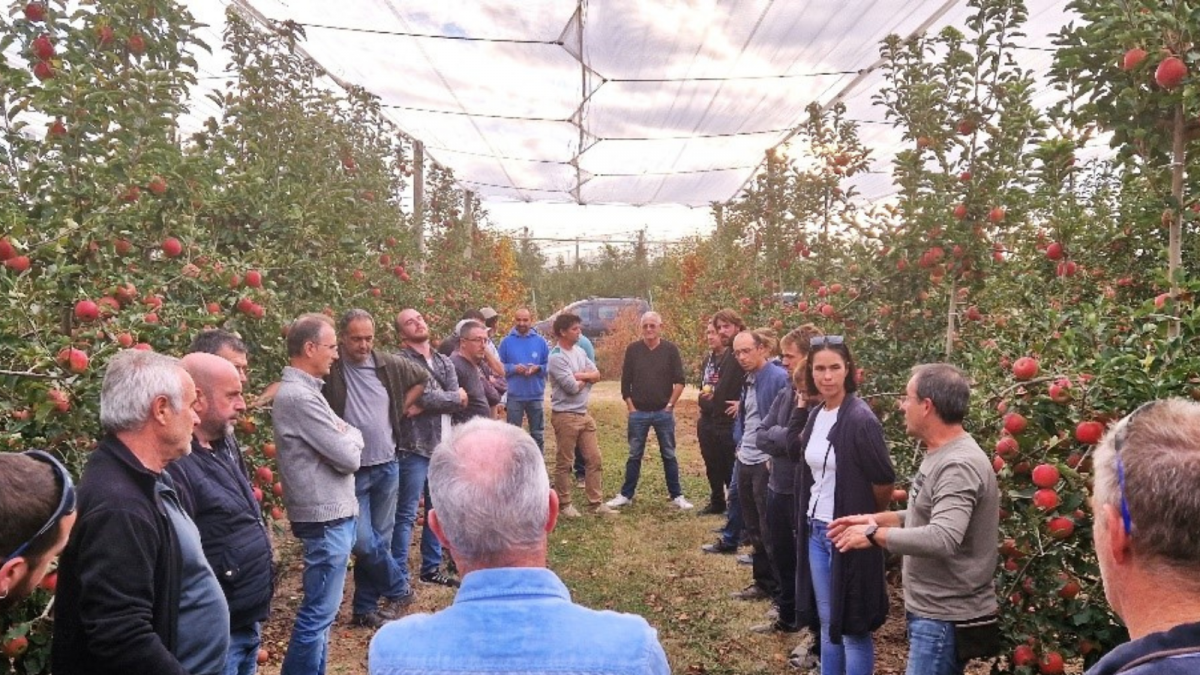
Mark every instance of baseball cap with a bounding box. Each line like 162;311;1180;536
480;307;499;321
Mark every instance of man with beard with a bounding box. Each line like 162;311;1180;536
452;321;502;424
499;308;548;452
700;309;748;552
394;309;468;589
167;352;274;675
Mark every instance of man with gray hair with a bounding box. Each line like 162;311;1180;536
322;309;428;627
1081;399;1200;675
272;313;364;675
828;363;999;675
53;350;229;675
607;310;692;510
368;418;670;675
451;320;501;424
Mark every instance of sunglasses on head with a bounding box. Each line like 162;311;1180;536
1111;401;1158;536
809;335;845;348
2;450;76;564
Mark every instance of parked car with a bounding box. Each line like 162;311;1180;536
534;297;651;340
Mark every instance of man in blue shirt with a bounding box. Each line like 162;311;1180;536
369;418;670;675
498;308;548;453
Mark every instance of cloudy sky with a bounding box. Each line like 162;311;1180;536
183;0;1085;255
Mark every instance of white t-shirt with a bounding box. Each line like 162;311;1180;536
805;406;839;523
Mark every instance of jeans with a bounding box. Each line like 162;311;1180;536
506;398;545;453
224;622;261;675
906;613;963;675
619;410;683;499
766;488;797;626
574;448;586;481
809;520;874;675
697;416;736;510
738;460;777;595
718;461;744;547
352;460;405;615
281;518;355;675
393;452;442;582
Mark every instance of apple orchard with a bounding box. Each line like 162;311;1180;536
3;0;1200;674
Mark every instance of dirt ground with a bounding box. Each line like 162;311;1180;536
256;384;1000;674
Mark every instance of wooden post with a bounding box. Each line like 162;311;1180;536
463;189;474;260
1168;105;1185;339
413;140;425;273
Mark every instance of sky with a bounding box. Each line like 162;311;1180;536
179;0;1089;257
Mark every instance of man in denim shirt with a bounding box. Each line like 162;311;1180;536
369;418;670;675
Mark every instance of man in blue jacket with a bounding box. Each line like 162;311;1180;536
729;330;791;603
498;308;548;453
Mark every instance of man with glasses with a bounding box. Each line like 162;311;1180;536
607;311;693;510
1080;399;1200;675
0;451;76;611
54;349;228;675
394;308;467;589
828;364;998;675
452;321;502;424
321;309;428;628
272;313;364;675
167;350;274;675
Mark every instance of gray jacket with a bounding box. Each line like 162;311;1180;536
397;345;463;457
271;366;363;523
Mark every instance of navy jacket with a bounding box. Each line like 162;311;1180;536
788;395;895;643
1085;621;1200;675
53;436;188;675
167;435;274;630
733;360;790;446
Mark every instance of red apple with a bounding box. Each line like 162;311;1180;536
148;175;167;195
1039;651;1064;675
1075;420;1104;445
245;269;263;288
257;649;269;664
5;255;31;272
1048;516;1074;539
1122;47;1147;71
74;299;100;321
995;436;1019;459
31;34;54;60
96;24;115;46
270;506;285;520
1031;464;1060;489
24;2;47;22
2;636;29;659
1045;242;1064;260
1058;578;1080;599
47;388;70;413
128;33;146;55
1155;292;1170;309
952;203;968;220
262;442;277;459
1013;644;1036;667
57;347;89;373
1033;488;1059;511
161;237;183;257
252;486;263;503
1155;56;1187;89
1011;356;1038;380
114;238;133;255
272;482;284;497
32;60;54;80
1048;378;1072;403
116;332;134;348
120;185;141;203
48;118;66;137
992;455;1005;473
0;238;14;261
255;466;273;485
39;570;57;592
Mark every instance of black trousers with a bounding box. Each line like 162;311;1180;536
766;487;797;625
697;416;736;510
738;459;779;596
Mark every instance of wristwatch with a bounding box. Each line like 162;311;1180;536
864;524;879;547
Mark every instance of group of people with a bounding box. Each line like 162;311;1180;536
2;305;1200;675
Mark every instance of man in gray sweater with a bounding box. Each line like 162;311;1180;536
272;313;364;675
546;313;617;518
828;363;998;675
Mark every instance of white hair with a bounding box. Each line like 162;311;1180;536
100;350;185;433
428;418;549;567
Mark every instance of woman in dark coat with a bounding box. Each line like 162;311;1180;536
788;337;894;675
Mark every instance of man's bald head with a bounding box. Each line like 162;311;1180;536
181;352;245;444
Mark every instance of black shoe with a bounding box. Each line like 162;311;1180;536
378;590;415;619
697;503;726;516
751;619;801;634
702;540;738;554
420;571;461;588
730;584;771;601
350;612;387;628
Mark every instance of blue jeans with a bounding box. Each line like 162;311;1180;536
809;520;874;675
281;518;355;675
619;410;683;499
506;398;545;453
906;613;963;675
352;461;405;615
393;452;442;582
718;461;744;546
224;622;261;675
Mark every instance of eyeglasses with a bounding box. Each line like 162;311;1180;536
1111;401;1157;535
2;451;76;564
809;335;844;347
461;336;488;344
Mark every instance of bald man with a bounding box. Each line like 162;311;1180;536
167;352;274;675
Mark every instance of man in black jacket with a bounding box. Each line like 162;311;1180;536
54;349;227;675
168;349;274;675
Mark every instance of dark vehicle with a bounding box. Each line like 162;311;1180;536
534;297;651;340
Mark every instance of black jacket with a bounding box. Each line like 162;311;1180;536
167;435;273;630
788;395;896;643
698;349;744;424
323;348;429;454
52;435;188;675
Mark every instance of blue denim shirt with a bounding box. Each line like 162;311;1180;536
369;567;670;675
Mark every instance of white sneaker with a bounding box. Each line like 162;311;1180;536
671;495;694;510
561;504;582;518
605;494;632;508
